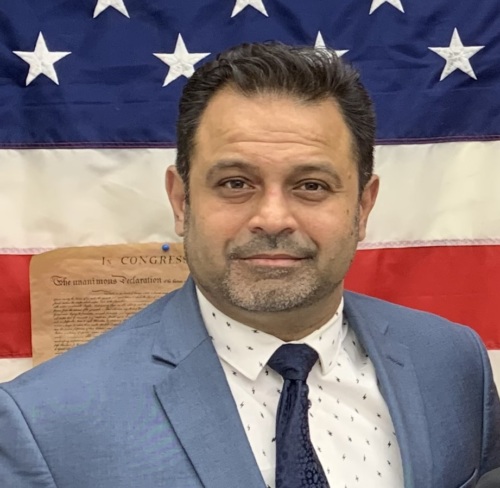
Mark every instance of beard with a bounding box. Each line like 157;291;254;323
183;205;359;313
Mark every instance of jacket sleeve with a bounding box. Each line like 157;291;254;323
0;386;57;488
468;330;500;475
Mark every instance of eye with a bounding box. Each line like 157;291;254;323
221;179;251;190
297;181;328;191
293;180;332;202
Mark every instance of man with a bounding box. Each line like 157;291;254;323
1;42;499;488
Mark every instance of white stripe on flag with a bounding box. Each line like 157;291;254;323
367;141;500;248
490;350;500;388
1;141;500;252
0;148;179;252
0;358;33;383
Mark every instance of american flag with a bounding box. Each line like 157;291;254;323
1;0;499;382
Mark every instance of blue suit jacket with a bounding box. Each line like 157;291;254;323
1;278;499;488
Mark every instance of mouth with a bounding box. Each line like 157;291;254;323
238;254;309;267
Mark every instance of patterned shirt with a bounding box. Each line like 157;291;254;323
197;288;404;488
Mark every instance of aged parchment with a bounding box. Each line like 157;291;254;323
30;243;188;366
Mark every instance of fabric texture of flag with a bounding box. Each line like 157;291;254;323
1;0;499;382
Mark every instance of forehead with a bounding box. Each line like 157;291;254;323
192;87;354;166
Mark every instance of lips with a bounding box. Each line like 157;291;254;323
239;254;307;267
244;254;304;260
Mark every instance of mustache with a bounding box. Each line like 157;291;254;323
228;235;317;259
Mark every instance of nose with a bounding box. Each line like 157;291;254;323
247;188;298;236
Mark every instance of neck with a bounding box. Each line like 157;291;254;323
198;285;343;342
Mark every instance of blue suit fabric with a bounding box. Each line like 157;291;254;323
0;278;499;488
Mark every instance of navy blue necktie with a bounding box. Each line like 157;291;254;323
268;344;330;488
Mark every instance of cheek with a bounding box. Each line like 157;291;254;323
299;207;357;248
300;209;347;235
201;213;242;238
188;209;243;257
193;197;250;233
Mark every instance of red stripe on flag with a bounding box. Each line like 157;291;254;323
0;245;499;360
0;254;32;357
346;245;500;348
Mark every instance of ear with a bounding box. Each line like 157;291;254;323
166;165;187;237
357;174;379;242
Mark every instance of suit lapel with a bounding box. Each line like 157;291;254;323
344;293;433;488
152;279;265;488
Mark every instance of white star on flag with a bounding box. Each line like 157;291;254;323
429;28;484;81
231;0;268;18
13;32;71;86
369;0;405;14
153;34;210;87
315;32;348;58
93;0;130;18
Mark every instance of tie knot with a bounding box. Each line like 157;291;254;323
268;344;319;381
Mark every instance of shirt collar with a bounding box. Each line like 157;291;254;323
196;287;346;381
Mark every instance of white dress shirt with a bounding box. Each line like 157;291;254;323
197;288;404;488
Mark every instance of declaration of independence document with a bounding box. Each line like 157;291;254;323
30;243;188;366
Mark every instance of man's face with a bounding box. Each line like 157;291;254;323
167;87;378;316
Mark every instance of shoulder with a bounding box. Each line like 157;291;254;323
343;292;497;424
345;290;477;333
1;290;178;399
344;290;487;360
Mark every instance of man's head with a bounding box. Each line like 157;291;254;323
167;42;379;338
175;42;376;197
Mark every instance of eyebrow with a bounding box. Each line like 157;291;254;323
206;160;258;181
206;160;343;188
290;163;343;188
